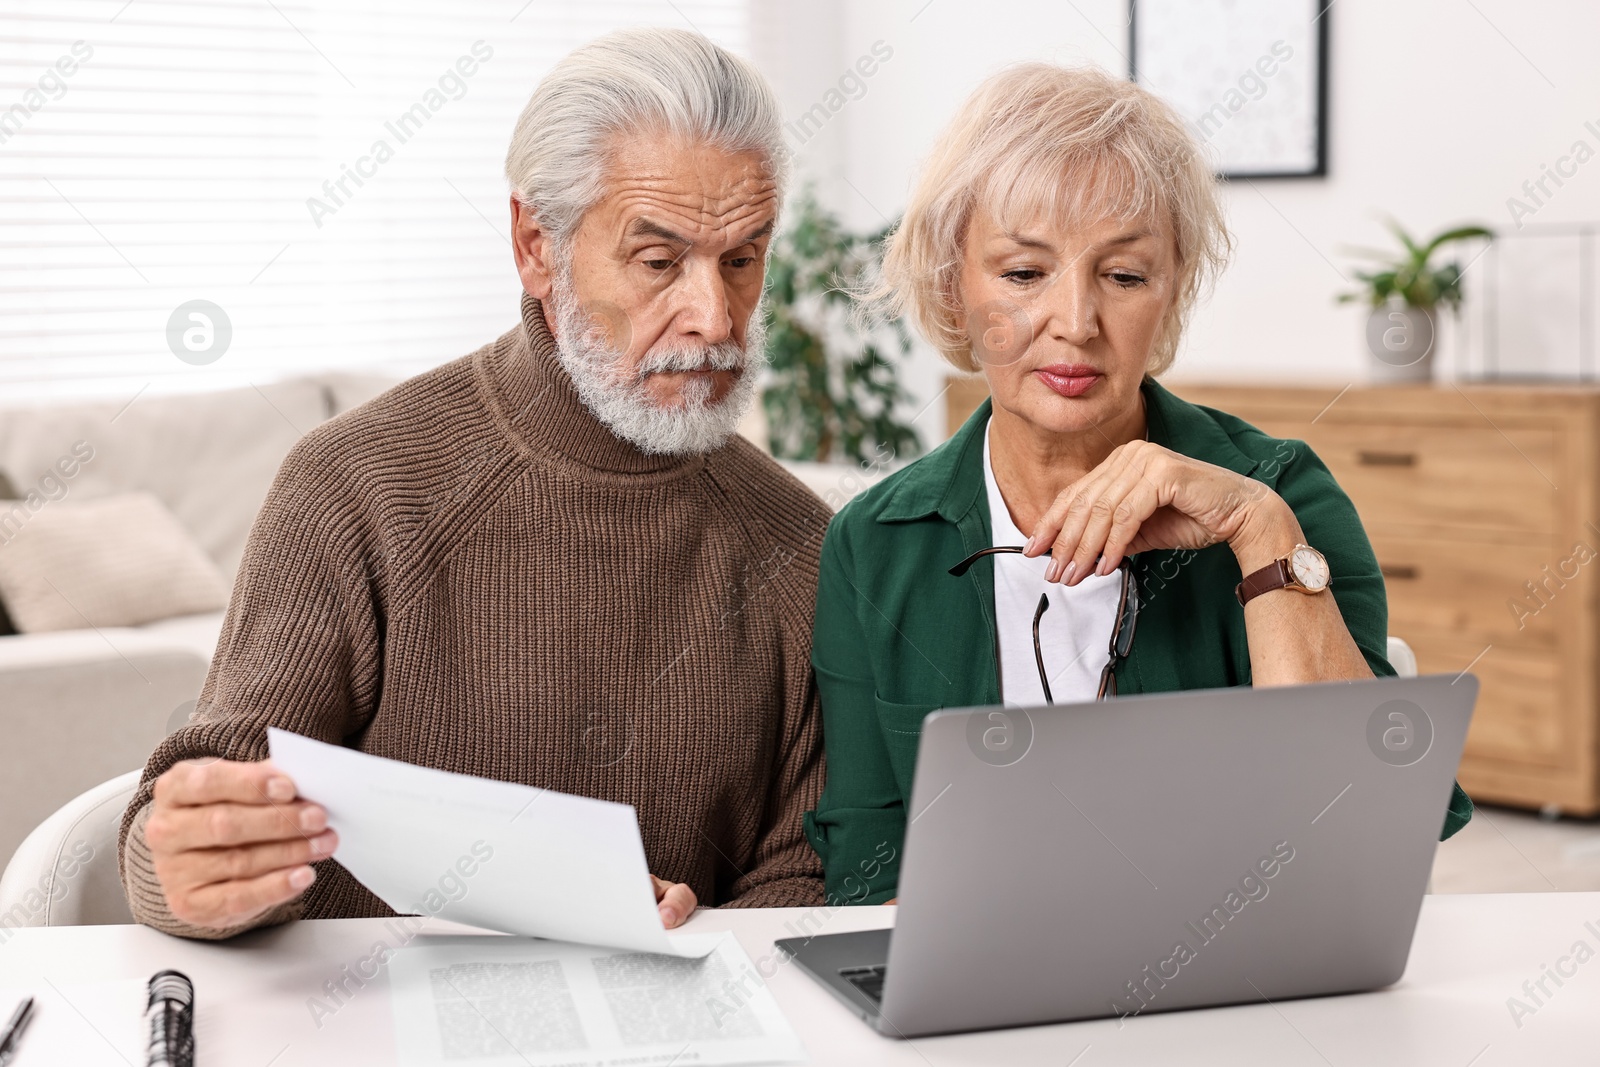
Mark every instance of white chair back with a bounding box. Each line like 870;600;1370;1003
1387;636;1419;678
0;770;140;930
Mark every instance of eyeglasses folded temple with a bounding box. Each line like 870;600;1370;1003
946;546;1139;704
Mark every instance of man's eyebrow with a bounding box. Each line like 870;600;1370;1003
740;218;775;243
623;216;773;247
625;218;690;245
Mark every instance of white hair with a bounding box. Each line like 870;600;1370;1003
504;26;789;250
547;261;768;455
869;62;1231;376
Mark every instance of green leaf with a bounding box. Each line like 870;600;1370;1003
1386;219;1423;261
1335;220;1493;311
1421;225;1493;258
760;181;922;465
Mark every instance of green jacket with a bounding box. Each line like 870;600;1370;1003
805;379;1474;905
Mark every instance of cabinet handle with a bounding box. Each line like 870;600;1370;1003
1357;450;1417;467
1380;564;1419;580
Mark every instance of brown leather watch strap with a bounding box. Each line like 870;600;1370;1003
1235;558;1294;607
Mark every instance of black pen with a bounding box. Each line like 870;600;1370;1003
0;996;34;1067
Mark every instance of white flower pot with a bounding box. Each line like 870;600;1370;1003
1364;301;1437;383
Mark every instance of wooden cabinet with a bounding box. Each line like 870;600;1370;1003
945;376;1600;815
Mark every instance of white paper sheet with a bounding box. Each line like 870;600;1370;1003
387;934;807;1067
268;728;713;958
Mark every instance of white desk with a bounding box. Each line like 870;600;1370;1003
1;893;1596;1065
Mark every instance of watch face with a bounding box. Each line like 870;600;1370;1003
1290;546;1330;591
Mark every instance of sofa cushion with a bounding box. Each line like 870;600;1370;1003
0;620;207;671
0;470;16;634
0;492;229;633
0;378;329;581
135;611;226;663
319;370;407;416
0;646;210;876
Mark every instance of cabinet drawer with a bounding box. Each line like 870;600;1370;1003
1371;533;1565;651
1403;635;1566;767
1261;420;1559;535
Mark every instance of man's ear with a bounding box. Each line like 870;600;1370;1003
511;196;554;301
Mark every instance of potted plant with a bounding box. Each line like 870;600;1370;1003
761;187;923;465
1337;221;1492;382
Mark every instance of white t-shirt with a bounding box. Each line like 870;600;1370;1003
983;418;1122;707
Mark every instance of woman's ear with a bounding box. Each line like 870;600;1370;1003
511;197;555;301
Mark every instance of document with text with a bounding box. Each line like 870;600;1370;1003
268;728;714;958
388;934;806;1067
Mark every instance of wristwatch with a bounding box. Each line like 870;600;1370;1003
1235;544;1331;606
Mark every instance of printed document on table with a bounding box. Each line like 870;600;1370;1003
388;934;806;1067
268;728;713;958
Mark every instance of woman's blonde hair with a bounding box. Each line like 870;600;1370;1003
870;63;1230;375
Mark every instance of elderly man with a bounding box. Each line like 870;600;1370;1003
118;27;829;939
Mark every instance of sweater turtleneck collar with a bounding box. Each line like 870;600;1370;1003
481;292;705;479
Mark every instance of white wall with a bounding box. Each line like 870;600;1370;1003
16;2;1594;419
0;0;755;402
751;0;1600;445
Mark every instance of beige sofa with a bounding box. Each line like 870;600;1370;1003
0;371;889;868
0;374;351;865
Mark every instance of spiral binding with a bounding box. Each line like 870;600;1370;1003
144;970;195;1067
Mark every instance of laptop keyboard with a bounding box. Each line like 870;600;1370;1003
839;965;887;1003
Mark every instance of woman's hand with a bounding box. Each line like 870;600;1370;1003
651;874;697;929
1023;440;1298;583
1022;439;1374;686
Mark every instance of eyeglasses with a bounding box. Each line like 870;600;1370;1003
949;547;1139;703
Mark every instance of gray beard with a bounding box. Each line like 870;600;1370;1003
547;269;767;457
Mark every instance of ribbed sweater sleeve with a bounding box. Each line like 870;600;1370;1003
717;666;825;909
119;429;386;938
688;451;829;910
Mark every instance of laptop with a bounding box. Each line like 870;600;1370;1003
779;674;1477;1038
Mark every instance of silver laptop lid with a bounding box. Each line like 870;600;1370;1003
880;674;1477;1036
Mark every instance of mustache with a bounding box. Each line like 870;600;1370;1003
635;340;747;378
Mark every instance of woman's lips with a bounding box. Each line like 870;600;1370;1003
1034;365;1102;398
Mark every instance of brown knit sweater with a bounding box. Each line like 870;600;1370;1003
119;295;832;939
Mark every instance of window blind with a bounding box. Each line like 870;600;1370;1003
0;0;750;400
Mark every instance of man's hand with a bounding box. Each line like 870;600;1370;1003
144;758;337;931
651;874;697;929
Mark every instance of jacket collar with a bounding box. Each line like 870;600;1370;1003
875;377;1261;525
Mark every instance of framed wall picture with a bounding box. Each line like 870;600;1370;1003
1129;0;1331;179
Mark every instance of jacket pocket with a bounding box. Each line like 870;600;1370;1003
874;693;940;801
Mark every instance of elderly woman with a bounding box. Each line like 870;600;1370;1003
803;63;1472;906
